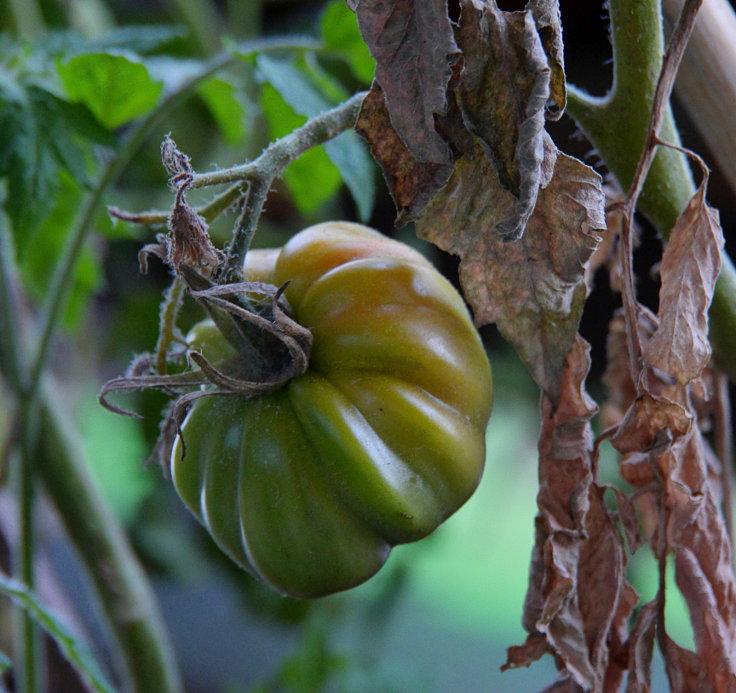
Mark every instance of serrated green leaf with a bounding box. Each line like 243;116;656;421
0;73;111;240
257;55;375;220
260;85;341;214
0;573;117;693
321;1;375;84
58;52;163;129
197;77;247;144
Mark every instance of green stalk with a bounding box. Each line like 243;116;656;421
566;0;736;377
39;386;182;693
0;222;41;693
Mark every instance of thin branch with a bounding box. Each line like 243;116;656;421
155;278;187;374
179;90;368;280
618;0;703;389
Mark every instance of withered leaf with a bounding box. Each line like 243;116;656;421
349;0;457;163
625;599;657;693
456;0;551;240
529;0;566;119
355;83;455;223
605;484;645;555
610;393;691;457
661;634;712;693
601;308;658;430
417;136;604;400
643;176;724;384
515;338;630;691
502;631;548;671
663;428;736;690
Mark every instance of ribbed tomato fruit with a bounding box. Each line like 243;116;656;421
171;222;492;598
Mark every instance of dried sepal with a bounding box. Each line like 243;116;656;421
100;279;313;471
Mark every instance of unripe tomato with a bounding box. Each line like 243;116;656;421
172;222;492;598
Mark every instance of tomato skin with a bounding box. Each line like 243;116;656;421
172;222;492;598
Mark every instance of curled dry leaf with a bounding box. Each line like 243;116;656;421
456;0;551;240
663;428;736;691
348;0;457;163
642;175;724;384
601;308;658;430
417;135;604;401
506;338;632;691
624;599;657;693
661;634;712;693
355;83;456;224
529;0;566;119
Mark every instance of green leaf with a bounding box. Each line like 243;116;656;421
197;77;247;145
0;573;117;693
260;84;341;214
19;171;102;331
257;55;375;220
58;52;163;129
321;0;375;84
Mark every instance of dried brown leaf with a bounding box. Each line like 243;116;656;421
355;83;455;223
625;599;657;693
529;0;566;119
606;484;645;555
456;0;551;240
643;178;724;384
601;308;658;431
512;338;630;691
661;428;736;691
417;137;604;400
661;634;713;693
349;0;457;163
502;631;548;671
611;393;691;457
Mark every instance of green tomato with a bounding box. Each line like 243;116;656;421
172;222;492;598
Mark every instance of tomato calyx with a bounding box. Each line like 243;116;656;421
99;263;313;471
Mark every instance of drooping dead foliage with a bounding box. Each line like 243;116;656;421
350;0;735;689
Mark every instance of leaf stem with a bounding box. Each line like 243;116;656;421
175;90;367;280
155;278;186;374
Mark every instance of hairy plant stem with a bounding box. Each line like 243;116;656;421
566;0;736;380
177;90;367;280
0;36;330;692
155;278;186;375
